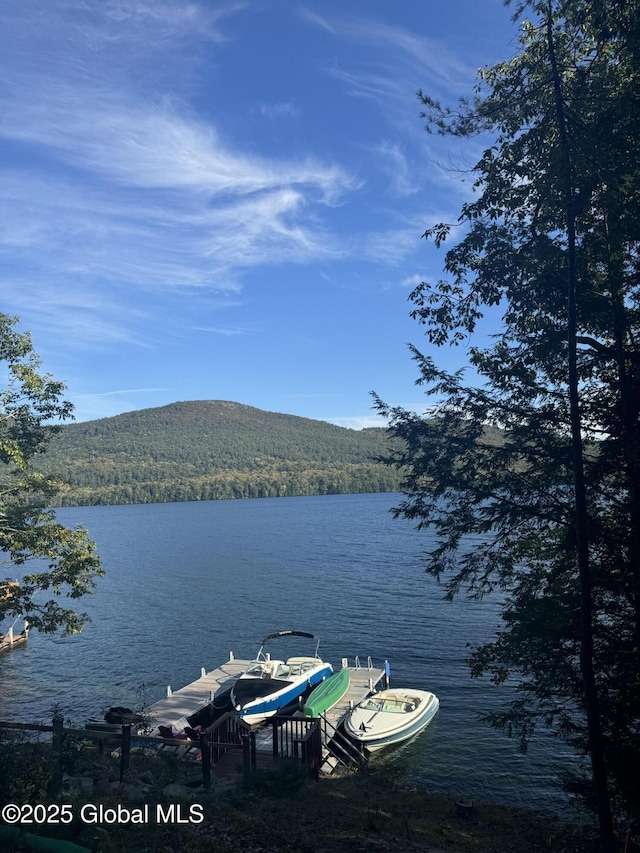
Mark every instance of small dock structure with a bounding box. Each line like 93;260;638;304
0;621;29;654
0;583;28;654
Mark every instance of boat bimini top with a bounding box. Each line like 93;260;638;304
254;630;321;662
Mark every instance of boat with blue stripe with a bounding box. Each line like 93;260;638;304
230;631;333;726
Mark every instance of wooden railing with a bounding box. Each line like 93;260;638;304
270;715;322;780
0;713;329;790
200;712;256;787
0;717;249;790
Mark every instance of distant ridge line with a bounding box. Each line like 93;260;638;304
37;400;402;507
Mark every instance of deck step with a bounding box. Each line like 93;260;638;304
320;753;340;775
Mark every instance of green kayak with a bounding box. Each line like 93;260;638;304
303;666;350;717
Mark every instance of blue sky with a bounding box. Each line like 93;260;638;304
1;0;519;428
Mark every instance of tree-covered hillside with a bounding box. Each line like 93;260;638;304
36;400;402;506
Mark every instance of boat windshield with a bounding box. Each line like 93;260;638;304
245;662;270;677
361;696;416;714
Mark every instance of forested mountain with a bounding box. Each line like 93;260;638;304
36;400;403;506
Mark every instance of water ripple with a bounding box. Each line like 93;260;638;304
1;494;579;816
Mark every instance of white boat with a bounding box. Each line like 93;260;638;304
231;631;333;726
344;688;439;751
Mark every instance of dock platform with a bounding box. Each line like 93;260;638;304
0;625;29;654
323;657;386;729
145;654;387;777
146;655;387;732
145;656;246;729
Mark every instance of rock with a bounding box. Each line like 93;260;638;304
161;783;191;799
62;776;94;795
94;777;112;796
119;783;148;802
137;771;157;786
79;777;95;795
75;758;99;774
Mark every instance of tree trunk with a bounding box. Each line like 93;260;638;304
546;5;615;849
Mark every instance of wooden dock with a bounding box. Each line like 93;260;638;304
146;654;387;732
0;623;29;654
323;657;387;729
145;654;388;777
145;655;246;730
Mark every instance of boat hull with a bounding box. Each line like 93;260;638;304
233;662;333;725
344;689;439;751
232;631;333;726
302;667;350;717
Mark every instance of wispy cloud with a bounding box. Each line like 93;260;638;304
399;273;426;290
326;415;387;430
194;325;255;337
364;227;423;265
100;0;241;40
339;19;477;91
298;5;484;240
300;8;478;102
0;2;359;348
372;141;417;196
298;9;337;35
1;85;351;201
2;1;244;87
81;387;167;399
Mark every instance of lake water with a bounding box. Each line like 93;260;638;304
1;493;579;816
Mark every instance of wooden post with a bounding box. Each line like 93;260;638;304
119;724;131;781
250;731;256;771
315;722;322;780
242;735;251;791
200;732;211;790
50;715;64;795
52;715;64;754
272;717;279;758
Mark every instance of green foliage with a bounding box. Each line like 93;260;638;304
240;758;309;799
0;314;103;635
32;400;403;506
376;0;640;841
0;729;55;804
0;742;598;853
